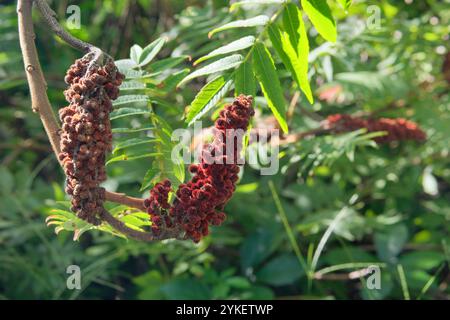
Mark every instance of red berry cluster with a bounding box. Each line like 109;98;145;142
143;95;255;242
143;180;173;235
59;55;124;225
324;114;426;144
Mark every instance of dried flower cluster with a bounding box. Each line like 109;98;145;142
59;55;124;224
144;95;255;242
324;114;426;143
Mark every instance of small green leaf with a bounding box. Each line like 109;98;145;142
110;107;151;120
140;167;161;191
149;56;189;72
235;58;256;97
186;76;233;125
112;94;149;107
400;251;445;271
283;3;310;57
113;138;157;154
160;69;190;91
208;15;270;38
252;42;288;133
268;24;313;103
130;44;143;64
283;3;301;51
115;59;137;73
106;153;161;166
178;54;243;87
194;36;255;65
138;38;166;67
119;80;146;91
301;0;337;42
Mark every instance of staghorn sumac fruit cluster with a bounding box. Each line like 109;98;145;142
324;114;426;144
59;54;124;225
144;95;255;242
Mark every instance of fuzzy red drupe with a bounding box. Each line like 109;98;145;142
144;95;255;242
325;114;426;144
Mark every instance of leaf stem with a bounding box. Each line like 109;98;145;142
268;180;311;280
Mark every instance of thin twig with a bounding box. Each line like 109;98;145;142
34;0;94;53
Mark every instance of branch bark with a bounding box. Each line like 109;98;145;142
17;0;145;212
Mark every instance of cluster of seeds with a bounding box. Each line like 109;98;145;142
143;180;173;235
144;95;255;242
59;54;124;225
324;114;426;144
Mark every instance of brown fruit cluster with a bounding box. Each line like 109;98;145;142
324;114;426;143
59;55;124;225
144;95;255;242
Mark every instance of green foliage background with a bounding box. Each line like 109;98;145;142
0;0;449;299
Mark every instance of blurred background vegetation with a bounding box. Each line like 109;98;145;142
0;0;449;299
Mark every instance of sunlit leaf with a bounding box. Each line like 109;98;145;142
110;107;151;120
268;24;313;103
235;58;256;97
186;76;233;125
252;42;288;133
113;138;158;154
194;36;255;65
119;80;146;91
112;94;149;106
178;54;243;87
130;44;143;64
301;0;337;42
139;37;166;67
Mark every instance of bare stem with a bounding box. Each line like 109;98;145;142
34;0;94;53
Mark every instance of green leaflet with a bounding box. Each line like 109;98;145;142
112;94;149;107
194;36;255;65
106;153;162;166
113;138;158;154
119;80;146;91
110;108;151;120
268;24;313;103
301;0;337;42
177;54;243;87
252;42;288;133
130;44;143;64
112;127;154;134
138;37;166;67
235;58;256;98
186;76;233;125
